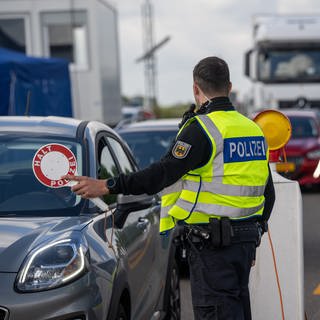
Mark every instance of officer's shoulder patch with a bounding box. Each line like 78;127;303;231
172;140;192;159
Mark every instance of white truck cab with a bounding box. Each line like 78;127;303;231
245;15;320;114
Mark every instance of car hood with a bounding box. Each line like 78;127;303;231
285;137;319;155
0;216;92;272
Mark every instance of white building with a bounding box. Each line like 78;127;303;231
0;0;122;126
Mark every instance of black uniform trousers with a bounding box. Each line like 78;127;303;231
188;241;256;320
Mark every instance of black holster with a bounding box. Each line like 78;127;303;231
209;217;232;248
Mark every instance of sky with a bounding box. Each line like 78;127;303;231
115;0;320;106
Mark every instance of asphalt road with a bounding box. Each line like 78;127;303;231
179;190;320;320
303;190;320;320
180;278;193;320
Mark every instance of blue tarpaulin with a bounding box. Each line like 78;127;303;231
0;48;72;117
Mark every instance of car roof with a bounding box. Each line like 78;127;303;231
0;116;83;138
118;118;180;133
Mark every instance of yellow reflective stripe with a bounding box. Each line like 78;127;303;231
179;189;264;208
223;162;269;185
184;207;264;224
182;174;201;182
175;198;265;218
168;205;190;220
159;180;184;232
179;189;198;203
196;193;265;208
160;206;176;232
159;216;176;233
230;206;264;219
161;191;182;207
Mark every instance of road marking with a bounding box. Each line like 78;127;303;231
313;284;320;295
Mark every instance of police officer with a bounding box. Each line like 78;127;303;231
64;56;275;320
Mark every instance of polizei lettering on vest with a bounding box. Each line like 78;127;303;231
224;137;267;163
229;140;265;158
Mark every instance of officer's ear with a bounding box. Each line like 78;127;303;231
193;82;201;105
227;82;232;95
193;82;200;96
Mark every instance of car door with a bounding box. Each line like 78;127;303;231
98;134;161;319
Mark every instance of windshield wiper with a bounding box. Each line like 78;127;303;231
0;213;18;217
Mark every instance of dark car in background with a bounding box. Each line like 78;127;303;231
281;109;320;188
117;119;179;169
0;116;180;320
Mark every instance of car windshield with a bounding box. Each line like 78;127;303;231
288;116;319;139
258;49;320;82
0;135;83;216
120;130;177;169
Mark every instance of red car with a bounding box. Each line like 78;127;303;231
281;109;320;187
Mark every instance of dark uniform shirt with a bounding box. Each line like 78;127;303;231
110;97;275;222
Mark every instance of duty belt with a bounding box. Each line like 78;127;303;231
185;218;263;248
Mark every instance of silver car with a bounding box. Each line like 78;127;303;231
0;116;180;320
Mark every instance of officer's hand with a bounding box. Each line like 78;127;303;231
62;174;109;198
178;103;196;128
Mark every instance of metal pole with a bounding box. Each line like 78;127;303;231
141;0;156;111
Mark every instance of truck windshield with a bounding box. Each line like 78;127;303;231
0;135;83;216
287;116;319;139
258;49;320;82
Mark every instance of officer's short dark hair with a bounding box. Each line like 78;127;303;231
193;56;231;96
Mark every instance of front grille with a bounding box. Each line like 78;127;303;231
0;307;9;320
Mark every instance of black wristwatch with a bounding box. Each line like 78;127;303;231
106;177;116;190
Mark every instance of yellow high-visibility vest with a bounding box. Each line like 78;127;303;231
159;110;269;233
159;181;181;233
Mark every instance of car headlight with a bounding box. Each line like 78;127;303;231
16;238;88;292
307;149;320;160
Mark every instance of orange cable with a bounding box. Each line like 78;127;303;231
282;147;288;163
268;227;285;320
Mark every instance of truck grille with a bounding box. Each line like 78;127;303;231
0;307;8;320
279;99;320;109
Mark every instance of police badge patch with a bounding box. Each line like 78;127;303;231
172;140;192;159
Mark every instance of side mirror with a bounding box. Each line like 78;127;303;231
114;193;156;228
